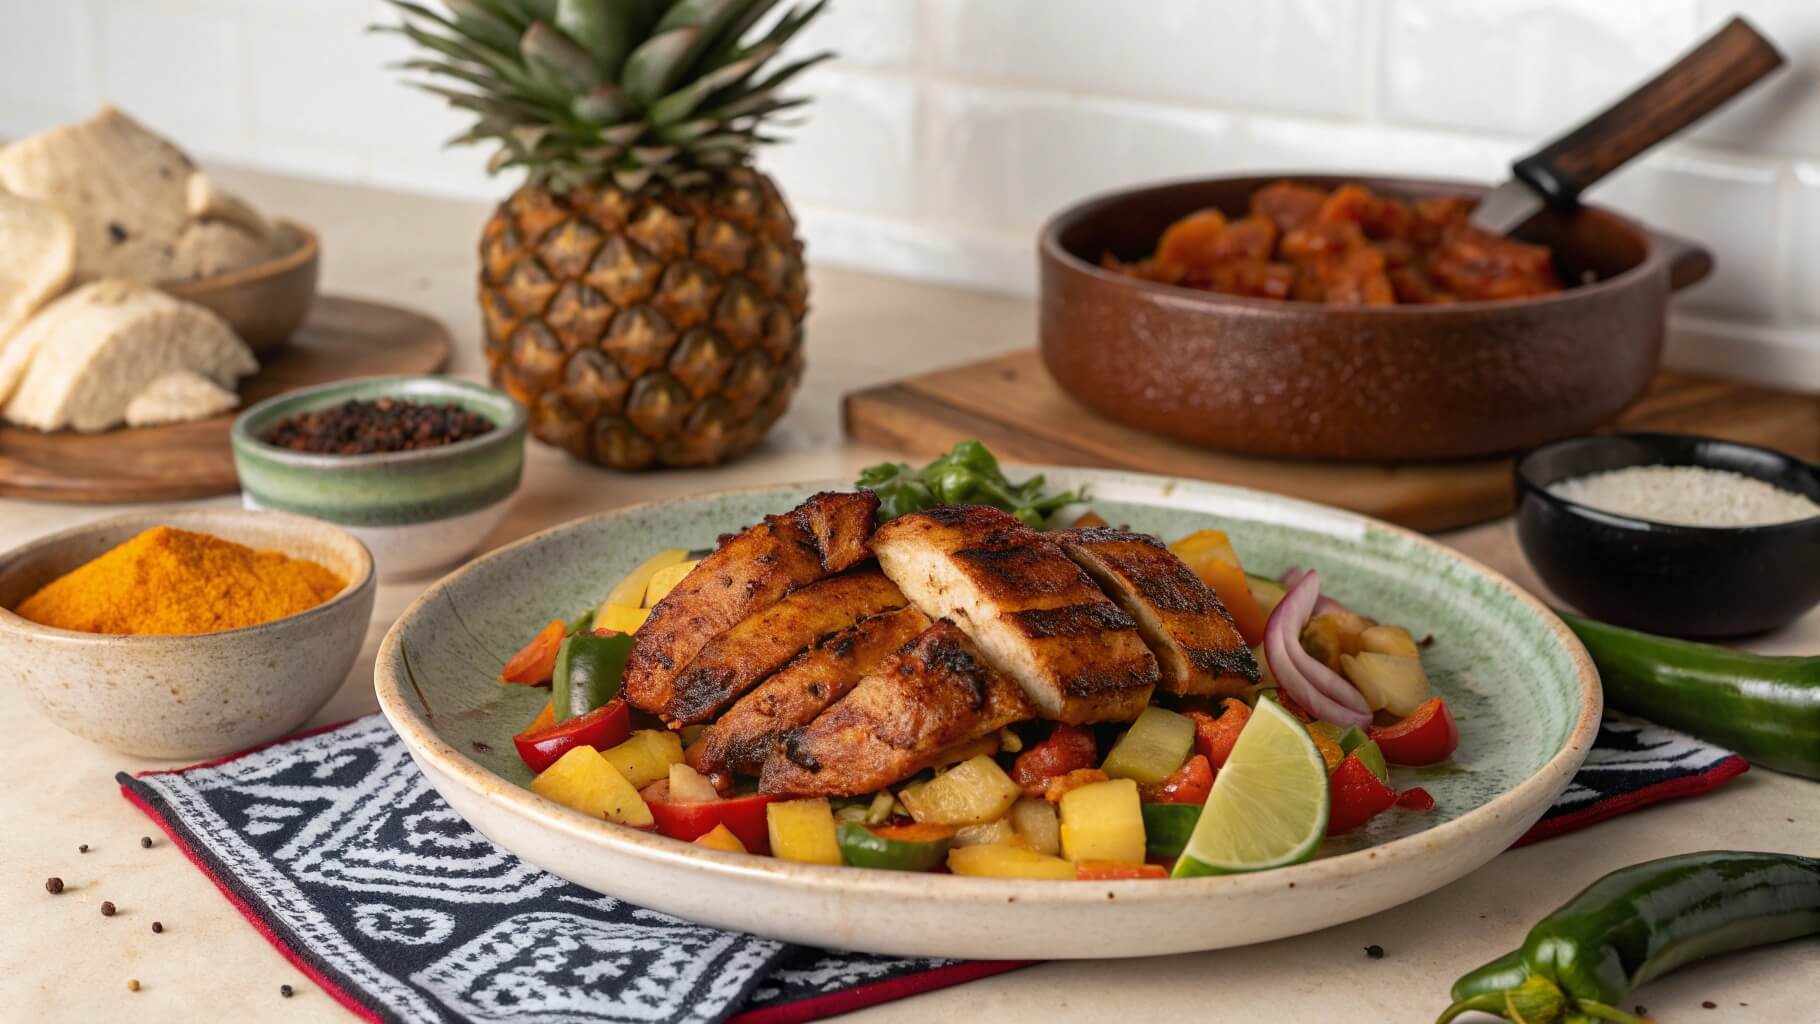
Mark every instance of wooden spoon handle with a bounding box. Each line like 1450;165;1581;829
1512;16;1783;208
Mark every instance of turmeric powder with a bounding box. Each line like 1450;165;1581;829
14;526;346;636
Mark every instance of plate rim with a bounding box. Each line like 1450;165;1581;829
375;467;1600;905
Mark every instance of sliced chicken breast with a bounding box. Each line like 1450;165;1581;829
689;605;933;776
624;490;880;716
1057;527;1260;697
869;505;1158;724
759;620;1034;796
664;569;908;724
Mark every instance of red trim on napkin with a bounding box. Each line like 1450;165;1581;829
1512;753;1749;847
730;960;1033;1024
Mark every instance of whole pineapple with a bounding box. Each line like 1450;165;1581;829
386;0;827;469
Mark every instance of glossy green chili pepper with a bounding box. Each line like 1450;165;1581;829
1438;851;1820;1024
551;631;634;722
1561;612;1820;779
857;439;1083;527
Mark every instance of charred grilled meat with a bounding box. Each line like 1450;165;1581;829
869;505;1158;724
1057;527;1259;697
663;569;908;725
624;490;880;717
688;605;933;776
759;620;1035;796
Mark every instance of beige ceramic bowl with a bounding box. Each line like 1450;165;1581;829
0;508;374;759
161;220;320;357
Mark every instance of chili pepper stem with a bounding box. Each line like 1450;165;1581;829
1435;992;1508;1023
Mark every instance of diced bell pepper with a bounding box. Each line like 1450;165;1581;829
836;821;954;871
500;619;565;684
1101;706;1195;784
513;698;632;774
947;844;1076;880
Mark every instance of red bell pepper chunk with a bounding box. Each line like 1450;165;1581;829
1011;724;1099;798
1075;861;1169;881
1327;750;1398;835
1138;754;1213;805
642;780;777;855
1368;697;1459;766
512;698;631;774
1395;786;1436;811
1186;699;1250;769
500;619;565;684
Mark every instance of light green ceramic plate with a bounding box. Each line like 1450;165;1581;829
375;468;1599;959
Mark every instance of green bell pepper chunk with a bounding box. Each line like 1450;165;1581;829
565;610;595;636
1140;803;1201;860
551;631;635;722
835;821;953;872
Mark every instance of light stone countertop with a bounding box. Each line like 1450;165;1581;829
2;167;1815;1023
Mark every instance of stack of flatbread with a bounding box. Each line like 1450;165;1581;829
0;106;294;432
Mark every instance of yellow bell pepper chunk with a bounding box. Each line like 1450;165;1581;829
947;843;1076;879
767;798;842;865
530;747;652;827
1058;778;1145;864
643;559;701;608
600;729;684;789
596;605;651;635
603;549;688;610
693;823;747;854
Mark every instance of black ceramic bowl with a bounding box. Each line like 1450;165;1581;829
1515;432;1820;638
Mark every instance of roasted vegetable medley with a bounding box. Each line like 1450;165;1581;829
497;444;1458;879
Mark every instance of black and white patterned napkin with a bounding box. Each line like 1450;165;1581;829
118;714;1745;1024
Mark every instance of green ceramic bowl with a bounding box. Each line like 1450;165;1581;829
375;468;1600;959
231;376;525;581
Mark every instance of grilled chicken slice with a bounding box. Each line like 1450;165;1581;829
1057;527;1260;697
759;620;1034;796
664;569;909;724
870;505;1158;724
689;606;933;776
624;490;881;716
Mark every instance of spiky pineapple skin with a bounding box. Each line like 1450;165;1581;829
480;168;807;470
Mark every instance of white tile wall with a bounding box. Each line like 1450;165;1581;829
0;0;1816;382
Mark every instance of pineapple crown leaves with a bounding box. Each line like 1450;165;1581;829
377;0;831;193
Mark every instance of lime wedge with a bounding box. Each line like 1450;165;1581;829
1172;697;1329;877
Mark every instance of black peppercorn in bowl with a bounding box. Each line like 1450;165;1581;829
1514;432;1820;639
231;375;526;581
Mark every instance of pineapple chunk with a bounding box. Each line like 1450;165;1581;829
952;817;1020;848
1058;778;1145;865
694;823;747;854
530;747;652;827
600;729;683;789
643;559;701;608
1360;625;1421;658
767;798;841;865
597;604;651;634
1340;651;1431;716
668;762;720;803
603;548;688;610
898;755;1022;826
947;844;1076;880
1010;797;1061;856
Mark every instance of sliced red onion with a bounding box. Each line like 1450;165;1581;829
1280;566;1352;618
1263;569;1372;727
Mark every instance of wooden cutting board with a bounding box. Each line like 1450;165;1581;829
0;295;452;503
843;348;1820;532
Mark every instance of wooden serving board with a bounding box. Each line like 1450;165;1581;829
843;349;1820;532
0;295;452;503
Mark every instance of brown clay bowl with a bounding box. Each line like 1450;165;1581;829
162;219;320;358
1038;174;1713;462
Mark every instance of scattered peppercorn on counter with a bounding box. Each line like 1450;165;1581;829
495;470;1459;881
